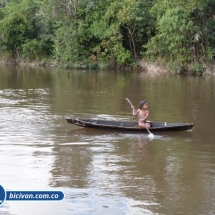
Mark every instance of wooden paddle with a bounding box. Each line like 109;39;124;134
125;98;154;138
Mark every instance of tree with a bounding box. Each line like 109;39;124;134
0;0;54;59
145;0;215;69
104;0;153;60
0;11;31;57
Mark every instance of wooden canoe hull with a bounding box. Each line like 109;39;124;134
66;118;194;131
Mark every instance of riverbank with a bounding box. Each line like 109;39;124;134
136;59;173;74
136;59;215;76
1;57;215;76
0;57;56;68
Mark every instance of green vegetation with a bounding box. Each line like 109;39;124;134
0;0;215;72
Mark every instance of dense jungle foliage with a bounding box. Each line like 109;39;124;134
0;0;215;71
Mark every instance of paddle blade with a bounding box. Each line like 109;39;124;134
148;133;154;140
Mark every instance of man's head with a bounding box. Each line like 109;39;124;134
139;100;148;109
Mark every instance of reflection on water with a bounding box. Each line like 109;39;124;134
131;137;149;156
0;66;215;214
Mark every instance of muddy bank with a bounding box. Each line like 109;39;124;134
136;59;173;74
136;59;215;76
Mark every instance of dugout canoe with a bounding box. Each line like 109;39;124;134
66;118;194;131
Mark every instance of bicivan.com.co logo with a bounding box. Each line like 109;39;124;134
0;185;6;206
0;184;64;206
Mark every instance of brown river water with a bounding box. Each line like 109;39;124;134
0;66;215;215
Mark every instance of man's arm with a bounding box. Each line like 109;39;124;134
132;107;138;116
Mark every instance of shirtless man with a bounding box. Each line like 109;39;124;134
131;100;151;128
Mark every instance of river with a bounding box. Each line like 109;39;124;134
0;65;215;215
